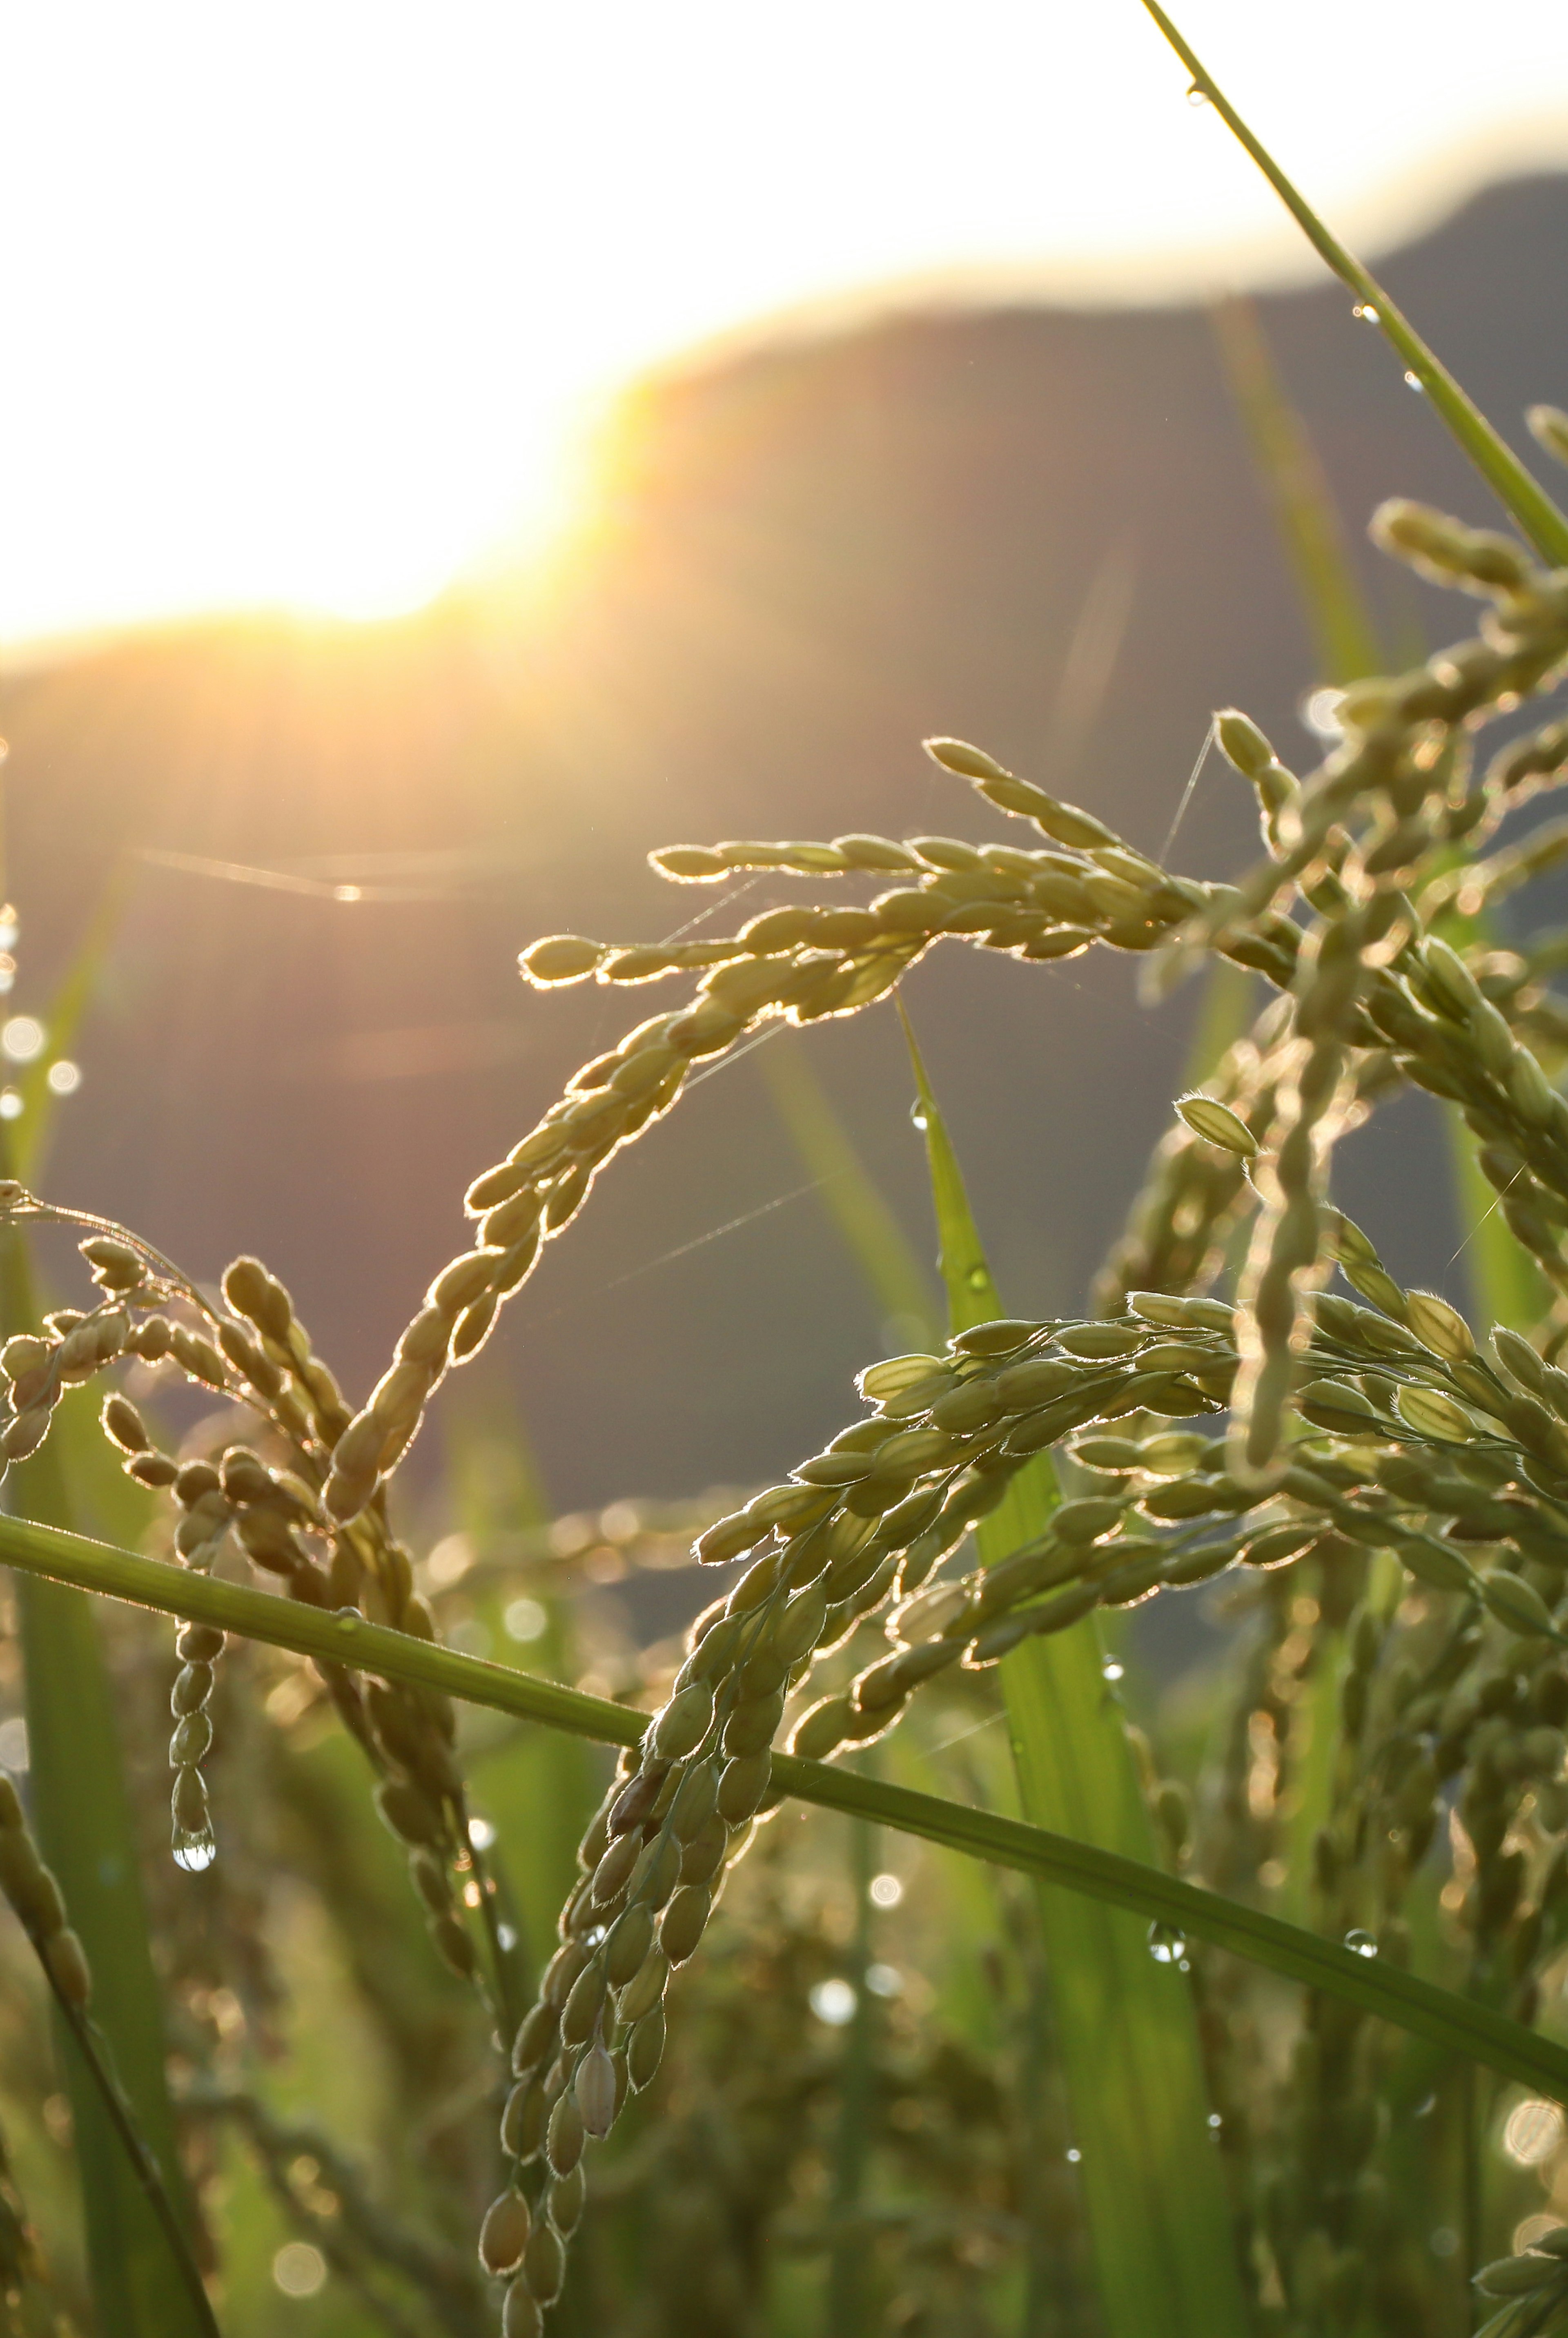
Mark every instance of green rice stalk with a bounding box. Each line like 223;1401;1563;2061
5;1505;1568;2102
1140;0;1568;566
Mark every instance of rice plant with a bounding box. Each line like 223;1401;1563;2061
8;9;1568;2333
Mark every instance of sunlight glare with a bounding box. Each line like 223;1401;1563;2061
7;0;1568;645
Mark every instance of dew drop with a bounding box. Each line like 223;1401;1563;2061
1352;303;1380;324
1186;82;1207;105
909;1103;929;1131
172;1824;216;1874
1065;2146;1082;2163
1147;1920;1187;1965
1102;1659;1124;1683
966;1265;988;1292
1404;371;1424;394
1344;1928;1378;1958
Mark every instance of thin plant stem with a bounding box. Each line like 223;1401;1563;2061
1136;0;1568;566
43;1972;220;2338
3;1511;1568;2102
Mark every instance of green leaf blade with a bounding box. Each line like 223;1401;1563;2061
1214;295;1384;689
2;1237;211;2338
760;1032;941;1346
902;1016;1250;2338
1140;0;1568;568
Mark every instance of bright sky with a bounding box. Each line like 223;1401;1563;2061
7;1;1568;647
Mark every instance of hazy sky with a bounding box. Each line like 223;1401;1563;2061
7;1;1568;645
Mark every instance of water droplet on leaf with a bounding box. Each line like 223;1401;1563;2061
172;1824;216;1874
966;1265;988;1291
1352;303;1380;323
1147;1920;1187;1964
1102;1659;1124;1682
1345;1928;1378;1958
1186;83;1207;105
909;1103;928;1130
1404;371;1424;393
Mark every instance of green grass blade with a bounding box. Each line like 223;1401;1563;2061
825;1798;876;2336
759;1033;940;1346
7;1510;1568;2101
12;873;127;1188
901;1017;1249;2338
1213;296;1383;686
0;1244;211;2336
1139;0;1568;567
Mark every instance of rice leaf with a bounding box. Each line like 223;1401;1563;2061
8;1506;1568;2101
760;1032;940;1346
0;1237;211;2336
901;1018;1249;2338
1141;0;1568;566
1213;296;1383;688
11;872;127;1188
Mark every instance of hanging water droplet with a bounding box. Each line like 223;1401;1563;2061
1404;371;1424;393
909;1102;928;1131
966;1265;988;1291
1102;1659;1124;1682
172;1823;216;1874
1344;1927;1378;1958
1147;1920;1187;1964
1186;82;1207;105
1352;303;1380;324
1065;2146;1082;2163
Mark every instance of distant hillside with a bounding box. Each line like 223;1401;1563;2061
6;172;1568;1513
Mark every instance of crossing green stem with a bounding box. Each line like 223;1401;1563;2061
3;1512;1568;2100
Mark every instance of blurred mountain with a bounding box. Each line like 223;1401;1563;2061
6;171;1568;1517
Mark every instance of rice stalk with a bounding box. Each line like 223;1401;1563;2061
4;1503;1568;2111
1139;0;1568;566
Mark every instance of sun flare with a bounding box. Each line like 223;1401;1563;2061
7;0;1568;647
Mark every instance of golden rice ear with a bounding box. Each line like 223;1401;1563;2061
1528;404;1568;469
1175;1092;1257;1156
